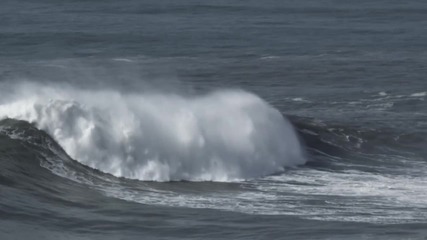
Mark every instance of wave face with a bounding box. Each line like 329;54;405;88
0;83;305;181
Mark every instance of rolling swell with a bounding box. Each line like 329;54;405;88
1;102;426;225
292;115;427;158
1;82;424;226
1;108;422;187
1;88;424;187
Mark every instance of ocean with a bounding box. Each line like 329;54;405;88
1;0;426;239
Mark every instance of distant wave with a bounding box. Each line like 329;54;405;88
0;82;306;182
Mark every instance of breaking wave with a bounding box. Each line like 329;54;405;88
0;82;306;182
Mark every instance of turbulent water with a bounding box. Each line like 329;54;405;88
1;0;427;239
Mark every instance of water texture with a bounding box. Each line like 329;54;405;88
0;0;426;239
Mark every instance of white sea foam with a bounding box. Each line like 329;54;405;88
0;82;305;181
291;97;311;103
101;164;427;224
410;91;426;97
112;58;134;62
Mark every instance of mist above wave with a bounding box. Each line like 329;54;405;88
0;82;305;181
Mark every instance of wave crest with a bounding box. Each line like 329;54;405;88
0;83;305;181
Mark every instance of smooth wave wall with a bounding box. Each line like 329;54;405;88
0;82;306;181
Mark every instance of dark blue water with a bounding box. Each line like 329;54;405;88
1;0;426;239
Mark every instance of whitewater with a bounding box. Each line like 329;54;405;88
2;0;427;239
0;82;305;182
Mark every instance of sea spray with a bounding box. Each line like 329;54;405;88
0;82;306;181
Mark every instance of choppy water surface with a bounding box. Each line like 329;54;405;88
1;0;426;239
